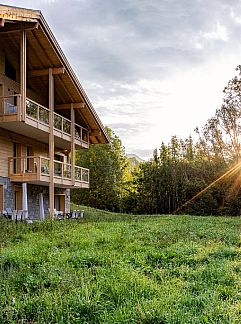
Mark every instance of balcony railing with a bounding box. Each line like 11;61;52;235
75;166;89;183
53;111;71;136
1;95;89;146
54;160;71;178
26;98;49;125
8;156;89;187
75;123;89;146
26;98;89;145
0;94;22;119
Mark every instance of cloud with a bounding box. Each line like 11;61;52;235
5;0;240;85
202;22;229;41
2;0;241;159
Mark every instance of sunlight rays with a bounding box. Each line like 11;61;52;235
173;161;241;214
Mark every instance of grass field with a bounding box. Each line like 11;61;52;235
0;207;241;323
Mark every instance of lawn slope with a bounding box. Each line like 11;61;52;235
0;209;241;323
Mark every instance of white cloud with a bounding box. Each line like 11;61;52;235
202;22;228;41
230;8;241;24
2;0;241;160
94;54;239;159
194;42;204;50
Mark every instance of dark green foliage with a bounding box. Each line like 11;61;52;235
123;135;241;215
71;127;127;211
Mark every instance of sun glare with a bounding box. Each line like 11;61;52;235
174;161;241;214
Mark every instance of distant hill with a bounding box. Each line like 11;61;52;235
126;154;144;172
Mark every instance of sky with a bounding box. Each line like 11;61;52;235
2;0;241;159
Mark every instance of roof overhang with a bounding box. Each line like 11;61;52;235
0;4;109;144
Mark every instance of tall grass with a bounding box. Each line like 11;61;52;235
0;208;241;323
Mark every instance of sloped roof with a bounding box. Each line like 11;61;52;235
0;4;109;144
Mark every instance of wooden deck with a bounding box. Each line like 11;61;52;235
8;156;89;188
0;95;89;149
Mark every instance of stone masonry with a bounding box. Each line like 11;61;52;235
0;176;70;218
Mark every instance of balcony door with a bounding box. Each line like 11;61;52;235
54;195;60;211
54;194;65;212
26;146;34;172
13;143;22;174
14;186;22;210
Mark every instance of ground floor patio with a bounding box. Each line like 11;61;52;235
0;176;70;220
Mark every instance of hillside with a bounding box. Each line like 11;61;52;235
0;208;241;323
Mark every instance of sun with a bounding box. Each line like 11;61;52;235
173;161;241;214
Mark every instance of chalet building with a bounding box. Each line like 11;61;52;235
0;5;109;219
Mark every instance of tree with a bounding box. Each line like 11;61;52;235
71;127;128;211
196;65;241;163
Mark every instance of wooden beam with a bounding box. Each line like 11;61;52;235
48;68;55;220
29;29;52;66
28;67;65;77
0;22;38;34
20;29;26;121
0;6;39;21
55;102;85;110
53;75;66;104
71;103;75;186
0;18;5;27
90;130;101;136
27;32;50;67
58;73;74;102
75;107;89;129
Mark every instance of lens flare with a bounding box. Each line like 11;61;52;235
173;161;241;214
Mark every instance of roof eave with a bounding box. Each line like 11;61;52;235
38;13;110;144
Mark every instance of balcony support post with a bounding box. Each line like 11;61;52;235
48;68;55;219
22;183;28;218
71;103;75;186
20;29;26;121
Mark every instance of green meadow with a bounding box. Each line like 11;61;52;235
0;207;241;323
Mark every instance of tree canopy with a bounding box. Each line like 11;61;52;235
71;127;127;211
72;66;241;216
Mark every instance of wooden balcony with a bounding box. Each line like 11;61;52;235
8;156;89;188
0;94;22;121
0;95;89;149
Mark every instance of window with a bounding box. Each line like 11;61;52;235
5;57;16;81
14;91;18;106
27;146;34;172
13;142;22;174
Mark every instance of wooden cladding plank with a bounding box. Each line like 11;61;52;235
0;22;38;34
30;29;53;67
0;5;40;21
55;102;85;110
27;30;50;69
28;67;65;77
33;28;60;66
90;130;101;136
0;136;13;176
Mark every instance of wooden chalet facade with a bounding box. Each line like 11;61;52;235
0;4;108;218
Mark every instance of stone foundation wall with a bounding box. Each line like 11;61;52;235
0;177;71;219
0;176;15;210
28;185;70;218
27;184;49;219
65;189;70;214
